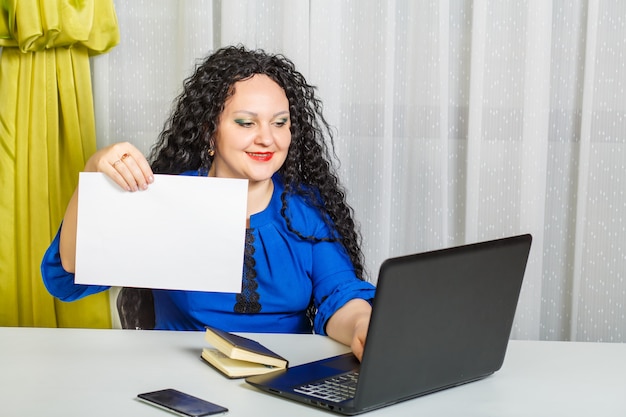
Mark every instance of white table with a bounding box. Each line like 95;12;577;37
1;327;625;416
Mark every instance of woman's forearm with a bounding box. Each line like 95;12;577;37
326;298;372;361
59;188;79;273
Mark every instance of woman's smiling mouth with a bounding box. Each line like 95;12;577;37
247;152;274;162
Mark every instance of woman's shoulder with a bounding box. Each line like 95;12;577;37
180;169;204;177
272;175;320;212
269;175;331;236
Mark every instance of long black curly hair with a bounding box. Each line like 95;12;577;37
149;45;366;280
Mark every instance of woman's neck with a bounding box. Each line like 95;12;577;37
207;165;274;221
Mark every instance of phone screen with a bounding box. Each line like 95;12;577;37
137;388;228;416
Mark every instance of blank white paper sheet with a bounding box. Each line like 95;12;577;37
75;173;247;293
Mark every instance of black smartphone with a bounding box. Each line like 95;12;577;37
137;388;228;416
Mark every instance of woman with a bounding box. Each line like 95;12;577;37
42;45;375;360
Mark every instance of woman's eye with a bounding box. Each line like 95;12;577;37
234;119;254;127
273;118;289;127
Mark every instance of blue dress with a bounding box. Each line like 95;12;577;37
41;173;375;335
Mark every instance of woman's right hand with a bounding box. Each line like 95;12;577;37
58;142;155;272
84;142;154;191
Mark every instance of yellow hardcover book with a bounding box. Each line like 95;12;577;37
202;326;288;378
201;348;283;379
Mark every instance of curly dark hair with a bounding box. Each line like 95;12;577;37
148;45;366;280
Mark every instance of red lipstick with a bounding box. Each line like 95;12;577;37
247;152;274;162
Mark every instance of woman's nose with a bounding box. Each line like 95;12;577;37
255;123;274;146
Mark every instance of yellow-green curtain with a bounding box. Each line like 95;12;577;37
0;0;120;327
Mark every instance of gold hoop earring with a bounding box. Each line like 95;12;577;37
208;148;215;157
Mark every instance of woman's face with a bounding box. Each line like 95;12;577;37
210;74;291;185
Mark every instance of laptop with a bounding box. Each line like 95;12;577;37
246;234;532;415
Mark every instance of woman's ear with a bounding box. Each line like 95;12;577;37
208;136;215;157
203;124;215;157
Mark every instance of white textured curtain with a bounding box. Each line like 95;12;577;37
94;0;626;342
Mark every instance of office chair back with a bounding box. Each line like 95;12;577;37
116;287;155;330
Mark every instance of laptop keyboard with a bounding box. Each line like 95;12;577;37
293;371;359;403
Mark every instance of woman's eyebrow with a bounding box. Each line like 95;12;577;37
232;110;289;117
